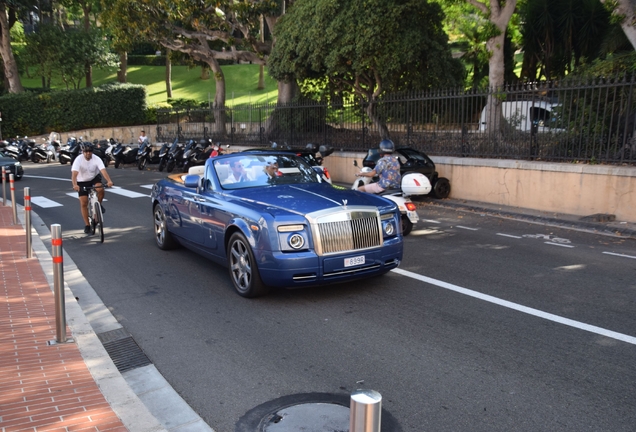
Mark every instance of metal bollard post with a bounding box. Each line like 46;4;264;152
350;389;382;432
51;224;67;343
24;187;32;258
2;166;6;206
9;173;17;224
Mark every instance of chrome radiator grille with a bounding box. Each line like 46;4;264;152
308;207;382;255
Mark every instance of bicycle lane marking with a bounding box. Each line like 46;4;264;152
391;268;636;346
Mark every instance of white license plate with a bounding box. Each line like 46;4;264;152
344;255;365;267
407;210;419;223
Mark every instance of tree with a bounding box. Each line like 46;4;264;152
268;0;464;139
0;0;35;93
99;0;280;135
520;0;612;81
601;0;636;51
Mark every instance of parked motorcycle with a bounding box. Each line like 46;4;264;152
157;139;176;172
92;139;112;167
1;138;20;160
183;139;214;172
46;132;62;161
112;140;139;168
352;161;431;236
58;137;81;165
136;140;164;170
165;139;186;173
30;139;55;163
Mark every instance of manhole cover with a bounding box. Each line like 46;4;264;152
263;403;349;432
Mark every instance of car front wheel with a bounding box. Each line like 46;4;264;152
153;203;178;250
227;232;269;298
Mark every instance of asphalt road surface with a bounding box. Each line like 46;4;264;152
15;161;636;432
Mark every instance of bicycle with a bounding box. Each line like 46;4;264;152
82;185;105;243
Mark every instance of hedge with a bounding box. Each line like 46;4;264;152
0;83;147;137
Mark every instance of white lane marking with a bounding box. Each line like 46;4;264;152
456;225;478;231
497;233;522;239
392;268;636;346
107;186;148;198
603;251;636;260
66;193;108;202
140;184;154;189
24;175;71;182
410;229;441;236
422;219;441;224
545;242;574;248
30;196;63;208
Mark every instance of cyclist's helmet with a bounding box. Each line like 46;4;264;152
80;142;93;152
378;139;395;154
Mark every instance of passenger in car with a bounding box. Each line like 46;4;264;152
223;159;252;184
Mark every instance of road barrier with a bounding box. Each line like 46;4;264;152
350;389;382;432
51;224;68;344
2;166;6;206
24;187;31;258
9;173;16;224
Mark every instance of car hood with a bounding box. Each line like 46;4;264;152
0;156;17;165
226;183;396;216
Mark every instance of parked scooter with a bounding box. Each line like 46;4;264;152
92;139;112;167
1;138;21;160
183;139;215;172
136;139;164;170
31;139;55;163
58;137;81;165
112;140;139;168
46;132;62;161
165;139;186;173
157;139;177;172
352;161;431;236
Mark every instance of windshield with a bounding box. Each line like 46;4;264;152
214;154;321;190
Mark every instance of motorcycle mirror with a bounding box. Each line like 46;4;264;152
353;160;359;167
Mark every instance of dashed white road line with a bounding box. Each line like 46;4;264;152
421;219;441;224
30;196;63;208
392;268;636;346
496;233;522;239
602;251;636;260
544;241;575;248
455;225;479;231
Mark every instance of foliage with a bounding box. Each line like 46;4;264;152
0;83;147;136
520;0;614;80
22;25;118;89
269;0;464;100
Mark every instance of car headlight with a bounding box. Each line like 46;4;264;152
288;233;305;249
278;224;309;252
381;213;398;238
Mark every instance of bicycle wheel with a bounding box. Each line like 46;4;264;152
94;202;104;243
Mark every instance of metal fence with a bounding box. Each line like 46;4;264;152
156;75;636;165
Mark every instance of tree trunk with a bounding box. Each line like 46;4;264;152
85;61;92;88
366;100;390;140
485;31;506;135
258;65;265;90
206;58;227;136
200;64;210;80
117;51;127;83
166;49;172;99
602;0;636;51
0;5;23;93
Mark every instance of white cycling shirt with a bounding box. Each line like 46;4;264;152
71;154;105;182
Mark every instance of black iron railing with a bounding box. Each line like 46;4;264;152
156;75;636;165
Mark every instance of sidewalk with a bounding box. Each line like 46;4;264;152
0;205;128;431
0;203;176;432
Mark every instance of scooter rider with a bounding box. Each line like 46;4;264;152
71;142;114;234
357;139;401;193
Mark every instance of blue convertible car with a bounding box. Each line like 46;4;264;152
150;151;404;297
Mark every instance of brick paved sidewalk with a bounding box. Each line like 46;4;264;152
0;205;127;432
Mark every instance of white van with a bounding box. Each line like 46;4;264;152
479;100;562;132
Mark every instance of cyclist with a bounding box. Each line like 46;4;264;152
357;139;401;193
71;142;114;234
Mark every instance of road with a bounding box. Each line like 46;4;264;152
13;161;636;432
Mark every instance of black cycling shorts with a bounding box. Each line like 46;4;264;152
77;175;103;197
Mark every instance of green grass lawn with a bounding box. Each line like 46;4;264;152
20;64;279;107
